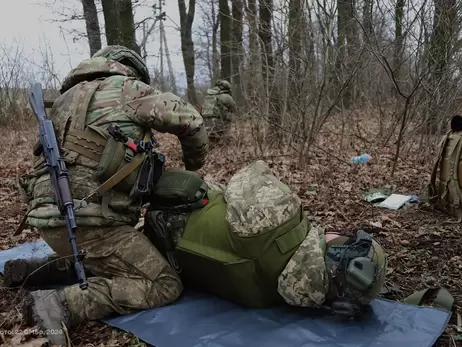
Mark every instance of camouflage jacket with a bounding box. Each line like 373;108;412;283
224;161;329;308
20;57;208;230
277;224;329;308
201;87;236;120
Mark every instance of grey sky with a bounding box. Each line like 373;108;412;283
0;0;189;88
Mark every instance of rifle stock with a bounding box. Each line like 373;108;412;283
28;83;88;290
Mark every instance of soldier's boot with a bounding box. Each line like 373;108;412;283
22;289;72;346
3;257;76;288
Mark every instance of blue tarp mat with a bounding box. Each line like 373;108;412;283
0;240;452;347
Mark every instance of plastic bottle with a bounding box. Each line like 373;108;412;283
351;153;372;164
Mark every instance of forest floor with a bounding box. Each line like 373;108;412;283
0;118;461;346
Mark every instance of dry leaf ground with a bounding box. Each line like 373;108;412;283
0;117;460;346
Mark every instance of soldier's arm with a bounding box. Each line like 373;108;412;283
123;81;208;170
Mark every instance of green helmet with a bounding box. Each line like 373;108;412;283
324;231;387;317
216;79;232;92
92;45;150;85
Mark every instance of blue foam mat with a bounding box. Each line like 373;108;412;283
0;240;452;347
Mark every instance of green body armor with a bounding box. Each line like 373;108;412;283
145;161;310;308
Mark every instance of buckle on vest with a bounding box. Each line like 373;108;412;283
124;148;135;162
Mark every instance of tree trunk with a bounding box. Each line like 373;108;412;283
118;0;140;54
244;0;258;106
336;0;357;108
211;1;220;84
344;0;358;60
219;0;232;81
426;0;457;132
81;0;102;56
178;0;198;105
245;0;258;63
101;0;121;45
258;0;280;138
258;0;274;83
288;0;303;104
362;0;373;41
393;0;405;96
428;0;457;80
231;0;244;107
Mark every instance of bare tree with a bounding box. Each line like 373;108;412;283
394;0;405;77
362;0;373;39
425;0;458;132
244;0;259;102
259;0;274;83
219;0;232;80
178;0;199;105
118;0;141;53
81;0;102;55
336;0;359;108
195;0;220;84
101;0;121;45
231;0;244;106
288;0;304;107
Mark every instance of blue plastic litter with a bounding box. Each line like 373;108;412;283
0;240;451;347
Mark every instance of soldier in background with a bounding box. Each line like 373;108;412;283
201;79;236;144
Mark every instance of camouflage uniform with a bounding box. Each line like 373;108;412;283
13;46;208;345
277;225;329;307
201;80;236;142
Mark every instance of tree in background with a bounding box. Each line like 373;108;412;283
425;0;458;133
37;0;462;152
231;0;244;107
336;0;359;108
101;0;140;53
178;0;199;105
219;0;232;81
195;0;220;84
81;0;102;55
259;0;274;87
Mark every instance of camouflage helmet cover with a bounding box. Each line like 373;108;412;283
215;79;232;92
92;45;150;85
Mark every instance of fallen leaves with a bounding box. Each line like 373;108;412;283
369;221;383;228
7;336;49;347
0;119;461;346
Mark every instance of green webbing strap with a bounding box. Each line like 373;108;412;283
403;287;454;312
449;136;462;212
429;133;450;205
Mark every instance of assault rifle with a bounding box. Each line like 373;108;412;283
28;83;88;290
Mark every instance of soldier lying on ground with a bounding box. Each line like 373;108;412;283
201;79;236;143
142;160;387;314
5;45;208;345
5;160;387;344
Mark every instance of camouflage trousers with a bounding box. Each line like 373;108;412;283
40;224;183;323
